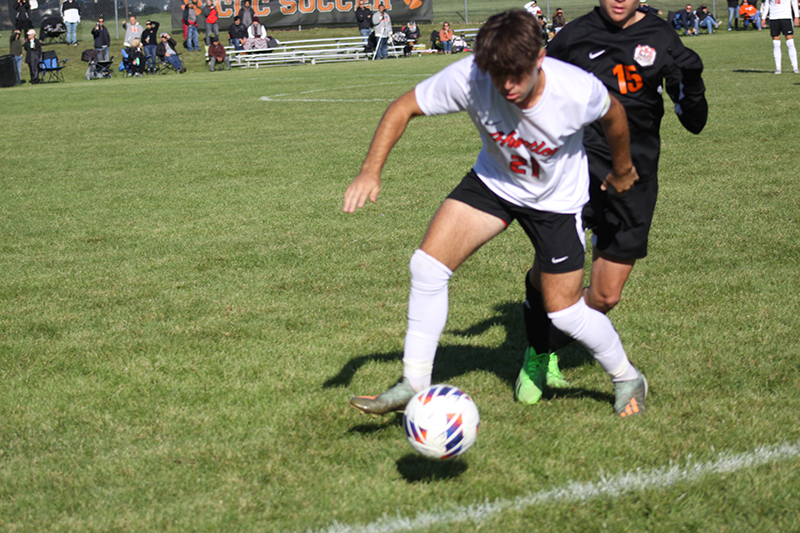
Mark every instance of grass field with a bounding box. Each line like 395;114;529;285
2;24;800;533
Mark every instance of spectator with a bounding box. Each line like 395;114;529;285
128;38;146;76
356;0;373;44
401;20;420;56
60;0;81;46
372;2;392;59
727;0;739;29
678;4;699;35
14;0;32;33
202;0;219;46
228;16;247;50
439;21;453;54
184;0;201;51
142;20;160;74
696;4;721;32
122;15;143;47
9;30;23;84
24;28;40;84
523;0;542;17
245;17;267;50
739;0;762;29
238;0;255;28
157;33;186;72
538;13;549;43
92;17;111;61
551;7;566;32
638;0;662;15
208;35;231;70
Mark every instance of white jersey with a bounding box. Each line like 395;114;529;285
415;55;610;214
761;0;799;19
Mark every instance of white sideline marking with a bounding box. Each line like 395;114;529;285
309;441;800;533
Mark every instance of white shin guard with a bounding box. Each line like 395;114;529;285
402;249;453;392
547;298;637;382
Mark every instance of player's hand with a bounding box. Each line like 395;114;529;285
601;165;639;194
343;172;381;213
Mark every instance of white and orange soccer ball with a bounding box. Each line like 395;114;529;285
403;385;480;460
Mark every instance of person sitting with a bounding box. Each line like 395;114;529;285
739;0;762;29
401;20;420;56
439;21;453;54
638;0;663;15
696;4;720;32
245;16;267;50
208;36;230;70
127;38;146;76
228;15;247;50
551;7;566;33
677;4;699;35
156;32;186;72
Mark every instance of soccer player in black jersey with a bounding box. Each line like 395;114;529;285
516;0;708;415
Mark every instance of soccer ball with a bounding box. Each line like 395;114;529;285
403;384;480;460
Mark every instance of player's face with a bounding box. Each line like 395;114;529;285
491;49;547;108
598;0;643;27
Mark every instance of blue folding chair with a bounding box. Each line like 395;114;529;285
38;50;68;83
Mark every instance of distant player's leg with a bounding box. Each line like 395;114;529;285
350;198;506;415
787;35;798;73
773;36;783;73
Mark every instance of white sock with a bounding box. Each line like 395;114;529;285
548;298;639;382
787;39;798;70
402;249;453;392
774;39;783;71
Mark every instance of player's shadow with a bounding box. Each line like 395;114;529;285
325;301;603;405
731;69;777;74
396;455;469;483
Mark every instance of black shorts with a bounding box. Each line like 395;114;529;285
770;19;794;37
583;177;659;260
447;170;586;273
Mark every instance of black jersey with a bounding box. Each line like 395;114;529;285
547;7;707;182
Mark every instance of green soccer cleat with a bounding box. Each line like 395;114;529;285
515;347;548;404
546;352;569;388
350;377;416;415
613;369;648;418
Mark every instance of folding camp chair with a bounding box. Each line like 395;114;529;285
38;50;68;83
40;16;67;45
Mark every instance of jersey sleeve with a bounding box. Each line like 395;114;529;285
584;72;612;124
663;36;708;134
415;58;472;117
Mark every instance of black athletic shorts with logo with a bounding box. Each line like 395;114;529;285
583;176;659;260
446;170;586;274
770;19;794;37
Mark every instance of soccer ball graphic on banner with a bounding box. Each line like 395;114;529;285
403;385;480;460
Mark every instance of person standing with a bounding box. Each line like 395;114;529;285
122;16;143;47
517;0;707;410
24;29;41;84
9;30;24;84
727;0;739;29
202;0;220;46
91;17;111;61
61;0;81;46
356;0;373;44
344;9;646;419
238;0;255;28
372;2;392;59
142;20;160;74
184;0;201;51
761;0;800;73
14;0;32;33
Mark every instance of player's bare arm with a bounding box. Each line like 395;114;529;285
598;94;639;193
342;90;425;213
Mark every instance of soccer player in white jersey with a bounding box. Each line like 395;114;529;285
342;9;648;418
761;0;800;73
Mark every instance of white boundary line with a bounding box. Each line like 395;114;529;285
308;441;800;533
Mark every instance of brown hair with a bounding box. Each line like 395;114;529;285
474;9;542;81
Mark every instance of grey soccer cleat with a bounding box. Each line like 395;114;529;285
350;377;416;415
613;369;648;418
